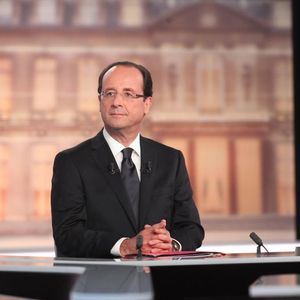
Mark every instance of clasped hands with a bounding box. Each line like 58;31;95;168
120;219;173;257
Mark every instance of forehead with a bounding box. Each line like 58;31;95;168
102;66;144;89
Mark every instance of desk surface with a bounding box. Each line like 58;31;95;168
0;252;300;300
55;251;300;267
0;251;297;266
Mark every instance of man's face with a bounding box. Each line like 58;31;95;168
99;66;152;135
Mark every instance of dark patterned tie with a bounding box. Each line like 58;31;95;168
121;148;140;222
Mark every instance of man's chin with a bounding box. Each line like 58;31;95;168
105;123;127;131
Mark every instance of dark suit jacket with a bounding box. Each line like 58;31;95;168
51;130;204;258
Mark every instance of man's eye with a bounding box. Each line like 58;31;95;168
123;92;134;98
106;91;115;97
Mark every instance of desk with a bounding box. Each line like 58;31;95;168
0;263;84;300
0;253;300;300
150;255;300;299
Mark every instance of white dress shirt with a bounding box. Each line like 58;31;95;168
103;128;141;180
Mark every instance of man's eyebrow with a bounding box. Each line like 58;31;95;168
103;87;117;91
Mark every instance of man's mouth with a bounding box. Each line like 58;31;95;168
110;109;126;114
110;112;126;117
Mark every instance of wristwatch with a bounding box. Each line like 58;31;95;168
171;239;180;251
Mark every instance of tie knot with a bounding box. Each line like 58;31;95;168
122;148;133;159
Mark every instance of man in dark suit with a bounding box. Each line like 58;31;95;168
51;61;204;258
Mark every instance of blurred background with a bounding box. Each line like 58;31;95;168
0;0;294;255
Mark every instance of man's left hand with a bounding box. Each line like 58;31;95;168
144;219;173;253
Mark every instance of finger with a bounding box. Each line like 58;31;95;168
148;239;162;246
152;230;171;242
153;227;170;235
159;219;167;227
147;232;172;245
150;243;173;252
141;245;152;253
152;222;166;230
149;234;172;244
150;248;171;253
158;232;171;240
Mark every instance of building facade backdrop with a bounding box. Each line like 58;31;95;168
0;0;294;238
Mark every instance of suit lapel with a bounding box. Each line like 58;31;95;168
91;131;138;232
139;137;156;230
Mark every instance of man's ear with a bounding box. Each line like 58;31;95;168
144;97;152;115
98;95;101;112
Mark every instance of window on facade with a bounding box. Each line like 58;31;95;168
0;58;12;119
31;144;57;219
168;64;179;101
32;0;58;25
236;60;257;109
196;55;224;113
120;0;143;27
0;0;14;24
33;58;57;111
0;145;9;220
77;57;99;113
274;59;293;114
162;59;184;109
75;0;101;26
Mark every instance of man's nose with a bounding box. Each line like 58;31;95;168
111;93;123;106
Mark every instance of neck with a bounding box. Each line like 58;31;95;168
105;127;139;147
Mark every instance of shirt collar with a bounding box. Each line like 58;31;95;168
103;128;141;157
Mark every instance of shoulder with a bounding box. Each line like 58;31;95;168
58;138;93;158
141;136;182;156
141;136;188;175
54;134;101;165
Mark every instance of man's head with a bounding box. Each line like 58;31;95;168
98;61;153;141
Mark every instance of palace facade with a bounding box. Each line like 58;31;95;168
0;0;293;235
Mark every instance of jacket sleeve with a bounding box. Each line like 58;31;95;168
51;151;121;258
170;151;205;250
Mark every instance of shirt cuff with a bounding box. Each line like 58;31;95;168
110;237;129;257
